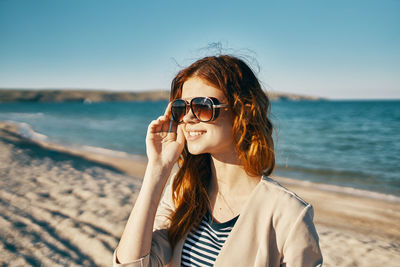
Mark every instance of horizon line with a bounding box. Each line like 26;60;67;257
1;87;399;101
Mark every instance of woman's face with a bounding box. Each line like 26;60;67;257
179;77;236;160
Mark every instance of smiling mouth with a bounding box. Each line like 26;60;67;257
188;131;206;137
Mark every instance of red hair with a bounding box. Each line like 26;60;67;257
168;55;275;248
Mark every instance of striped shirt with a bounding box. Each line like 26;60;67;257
181;211;239;266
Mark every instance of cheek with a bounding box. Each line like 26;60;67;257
217;117;234;137
209;123;234;145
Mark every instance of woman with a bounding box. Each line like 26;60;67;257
114;55;322;266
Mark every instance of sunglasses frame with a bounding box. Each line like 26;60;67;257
171;97;228;123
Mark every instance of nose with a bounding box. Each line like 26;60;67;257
182;106;197;123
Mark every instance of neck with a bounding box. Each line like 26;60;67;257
209;154;260;196
207;154;261;221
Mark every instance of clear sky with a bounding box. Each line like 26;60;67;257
0;0;399;99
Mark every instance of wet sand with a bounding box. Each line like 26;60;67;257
0;121;399;266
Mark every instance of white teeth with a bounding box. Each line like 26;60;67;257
189;131;205;137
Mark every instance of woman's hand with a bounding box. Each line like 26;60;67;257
146;102;185;170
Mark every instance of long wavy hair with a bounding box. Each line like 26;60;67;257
168;55;275;248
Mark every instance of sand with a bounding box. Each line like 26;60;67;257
0;121;399;266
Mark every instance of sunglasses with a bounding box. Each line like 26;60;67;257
171;97;228;123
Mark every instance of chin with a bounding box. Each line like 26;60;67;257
187;147;205;156
187;143;209;155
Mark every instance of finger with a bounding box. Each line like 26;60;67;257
176;124;186;145
168;117;179;133
163;101;173;119
165;101;180;133
159;115;172;133
147;119;160;134
148;116;166;133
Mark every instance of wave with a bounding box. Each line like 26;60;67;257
2;112;45;119
275;164;365;177
4;120;146;162
15;121;49;142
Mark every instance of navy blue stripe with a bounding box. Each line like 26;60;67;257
186;235;223;251
183;238;220;256
181;250;214;266
197;223;230;240
181;253;203;267
199;220;232;235
189;231;225;248
181;247;216;263
192;224;229;241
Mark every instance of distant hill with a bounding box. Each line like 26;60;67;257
0;89;324;103
267;91;323;101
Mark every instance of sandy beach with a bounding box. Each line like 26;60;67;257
0;121;399;266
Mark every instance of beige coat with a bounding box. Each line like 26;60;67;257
114;176;323;266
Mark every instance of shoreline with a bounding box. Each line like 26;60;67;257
0;121;148;179
1;121;400;266
3;120;399;203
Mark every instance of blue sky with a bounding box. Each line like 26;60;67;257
0;0;399;99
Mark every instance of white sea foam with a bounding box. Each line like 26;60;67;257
5;112;44;118
13;121;49;142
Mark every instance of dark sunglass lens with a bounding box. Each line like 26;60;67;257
171;100;187;122
192;98;213;122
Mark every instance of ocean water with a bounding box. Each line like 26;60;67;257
0;100;399;196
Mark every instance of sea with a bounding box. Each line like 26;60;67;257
0;100;399;197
